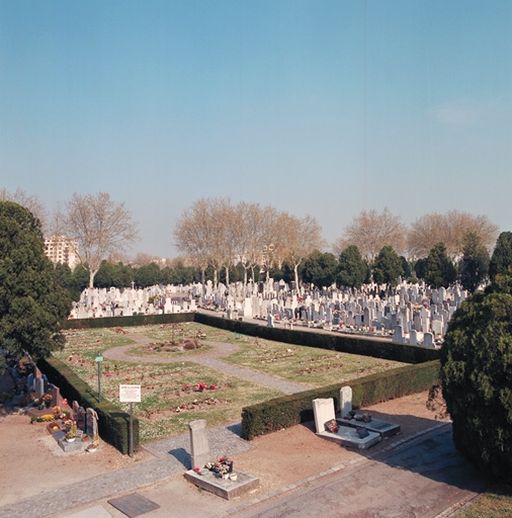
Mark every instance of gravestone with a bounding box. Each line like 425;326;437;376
339;386;352;417
189;419;210;469
48;384;62;407
35;377;45;398
423;332;434;348
77;406;86;432
312;398;336;434
72;400;80;420
86;408;99;441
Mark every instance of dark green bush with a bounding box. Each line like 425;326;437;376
441;289;512;481
38;356;138;454
241;360;440;439
64;312;194;330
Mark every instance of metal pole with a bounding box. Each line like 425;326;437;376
129;402;134;457
97;361;102;400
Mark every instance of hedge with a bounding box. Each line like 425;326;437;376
63;312;194;330
194;312;440;364
63;311;439;364
38;356;138;454
241;360;440;440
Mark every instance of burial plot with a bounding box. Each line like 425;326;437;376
312;398;381;450
335;386;400;439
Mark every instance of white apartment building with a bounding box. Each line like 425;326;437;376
44;235;79;269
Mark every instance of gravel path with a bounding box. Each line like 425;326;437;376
103;332;310;395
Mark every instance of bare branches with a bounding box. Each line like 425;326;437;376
408;211;498;258
60;192;138;287
334;208;406;260
0;188;46;230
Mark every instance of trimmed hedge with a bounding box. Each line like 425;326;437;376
241;360;440;440
194;312;440;364
63;312;194;330
38;356;138;454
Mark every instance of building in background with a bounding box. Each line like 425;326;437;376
44;235;79;269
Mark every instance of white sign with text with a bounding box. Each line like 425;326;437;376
119;384;141;403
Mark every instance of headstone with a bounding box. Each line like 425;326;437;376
392;325;404;344
423;332;434;348
72;400;80;420
48;384;62;406
339;386;352;417
86;408;99;440
35;377;45;398
312;398;336;434
77;406;86;432
189;419;210;469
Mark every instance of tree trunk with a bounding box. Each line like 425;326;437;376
88;268;98;288
201;268;206;287
243;267;248;286
294;263;300;291
213;269;218;289
250;266;255;282
225;265;230;286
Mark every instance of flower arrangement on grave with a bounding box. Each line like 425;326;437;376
204;456;234;479
42;393;53;407
30;414;55;423
325;419;339;433
66;422;77;441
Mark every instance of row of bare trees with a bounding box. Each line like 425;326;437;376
174;198;323;288
334;208;498;260
2;188;500;288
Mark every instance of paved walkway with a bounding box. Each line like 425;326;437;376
103;332;310;395
0;423;251;518
229;425;486;518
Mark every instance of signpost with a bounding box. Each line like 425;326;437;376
95;355;103;399
119;384;141;457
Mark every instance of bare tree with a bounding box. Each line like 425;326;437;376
60;192;138;288
284;215;324;288
334;208;405;260
407;211;498;258
174;199;212;286
0;188;46;229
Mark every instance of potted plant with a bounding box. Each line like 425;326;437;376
66;422;78;442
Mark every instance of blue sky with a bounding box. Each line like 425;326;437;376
1;0;511;257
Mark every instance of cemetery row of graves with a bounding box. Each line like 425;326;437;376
54;322;403;442
71;278;468;348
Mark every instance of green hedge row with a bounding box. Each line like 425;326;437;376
194;312;440;364
38;356;138;454
241;360;440;440
63;312;194;330
63;311;439;364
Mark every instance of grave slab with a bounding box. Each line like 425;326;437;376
317;426;381;449
336;417;401;438
107;493;160;517
184;469;259;500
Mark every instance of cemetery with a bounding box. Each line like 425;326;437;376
69;278;468;350
51;322;404;442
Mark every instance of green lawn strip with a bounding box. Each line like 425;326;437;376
59;328;136;361
222;336;403;387
458;484;512;517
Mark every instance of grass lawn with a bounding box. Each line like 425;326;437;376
56;322;404;441
458;484;512;517
57;327;281;442
168;322;403;387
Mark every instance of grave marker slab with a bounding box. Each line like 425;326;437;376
188;419;210;469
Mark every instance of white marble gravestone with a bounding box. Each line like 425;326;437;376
312;398;336;434
339;386;352;417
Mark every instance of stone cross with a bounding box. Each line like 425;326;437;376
188;419;210;469
312;398;336;434
339;386;352;417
